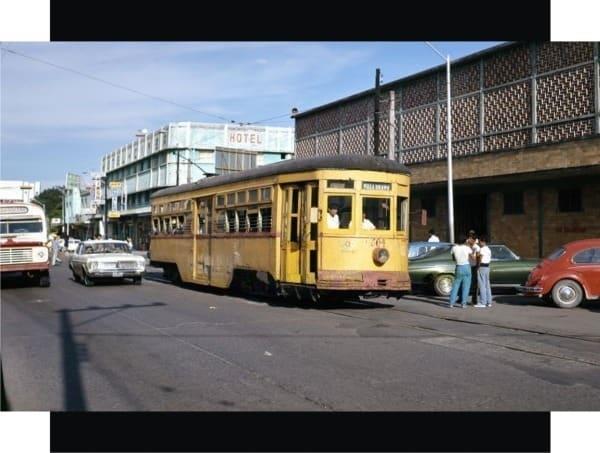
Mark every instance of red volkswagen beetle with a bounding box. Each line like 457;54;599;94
519;239;600;308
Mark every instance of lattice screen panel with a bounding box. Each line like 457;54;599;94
536;42;594;74
295;137;316;159
295;116;315;140
439;95;480;141
340;124;368;154
484;82;531;133
401;106;436;148
537;118;595;144
536;64;595;124
315;108;340;133
439;62;480;99
483;44;531;88
484;130;530;152
400;146;438;164
315;131;339;156
402;75;437;109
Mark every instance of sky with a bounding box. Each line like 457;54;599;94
1;41;502;189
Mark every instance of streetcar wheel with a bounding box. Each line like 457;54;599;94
551;279;583;309
433;274;454;297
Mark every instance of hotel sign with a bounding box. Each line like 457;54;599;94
226;127;265;151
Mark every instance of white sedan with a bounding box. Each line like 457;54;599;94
69;240;145;286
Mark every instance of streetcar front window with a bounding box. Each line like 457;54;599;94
362;198;390;230
326;196;352;229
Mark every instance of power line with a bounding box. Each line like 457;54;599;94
0;46;237;124
246;112;291;125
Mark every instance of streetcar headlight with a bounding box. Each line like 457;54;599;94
373;248;390;265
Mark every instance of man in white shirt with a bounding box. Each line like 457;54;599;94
448;236;474;308
467;231;481;305
427;229;440;242
475;235;493;307
362;213;376;230
327;204;340;229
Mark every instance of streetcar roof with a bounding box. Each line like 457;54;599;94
151;154;411;199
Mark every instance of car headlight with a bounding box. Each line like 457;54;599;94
373;248;390;265
88;261;98;271
37;249;47;259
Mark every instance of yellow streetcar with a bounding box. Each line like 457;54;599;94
149;154;411;302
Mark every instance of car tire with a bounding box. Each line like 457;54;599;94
551;279;583;309
133;277;142;285
72;270;81;283
433;274;454;297
83;271;94;287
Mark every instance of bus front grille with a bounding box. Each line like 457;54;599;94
0;248;33;265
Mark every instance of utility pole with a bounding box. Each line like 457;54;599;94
103;177;107;238
373;68;381;156
176;150;180;186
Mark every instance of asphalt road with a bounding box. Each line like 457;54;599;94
2;256;600;411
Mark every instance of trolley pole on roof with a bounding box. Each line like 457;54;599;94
425;42;455;243
373;68;381;156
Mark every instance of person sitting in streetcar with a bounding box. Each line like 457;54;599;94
327;203;340;229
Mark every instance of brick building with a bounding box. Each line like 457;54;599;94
293;42;600;258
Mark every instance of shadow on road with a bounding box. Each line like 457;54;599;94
54;302;166;411
143;271;394;310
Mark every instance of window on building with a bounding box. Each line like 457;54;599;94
558;188;582;212
421;197;436;218
503;191;524;214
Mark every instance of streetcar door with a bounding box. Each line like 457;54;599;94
301;183;318;285
195;197;211;284
281;186;301;283
281;182;318;285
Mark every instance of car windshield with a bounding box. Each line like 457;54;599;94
409;244;452;261
488;245;518;261
82;243;131;254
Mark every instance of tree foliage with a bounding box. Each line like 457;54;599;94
35;187;63;225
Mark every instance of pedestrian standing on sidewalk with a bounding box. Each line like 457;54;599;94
127;237;134;251
448;235;474;308
475;235;493;307
427;229;440;242
467;230;480;305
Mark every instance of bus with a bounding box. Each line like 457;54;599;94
0;199;50;287
149;154;411;302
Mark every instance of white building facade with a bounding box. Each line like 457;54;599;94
0;180;41;202
101;122;294;249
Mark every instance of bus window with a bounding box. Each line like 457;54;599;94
326;196;352;229
0;221;43;234
396;196;408;232
259;207;272;232
362;197;391;230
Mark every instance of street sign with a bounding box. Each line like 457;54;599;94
109;181;122;189
108;211;121;219
65;173;81;189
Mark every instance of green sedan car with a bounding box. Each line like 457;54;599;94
408;242;539;297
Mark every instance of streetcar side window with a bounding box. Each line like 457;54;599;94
396;196;409;232
238;209;248;232
362;197;391;230
259;207;272;232
215;210;228;233
227;210;237;232
248;210;259;232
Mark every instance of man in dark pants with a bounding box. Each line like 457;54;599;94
467;230;480;305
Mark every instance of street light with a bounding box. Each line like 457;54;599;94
425;42;455;244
